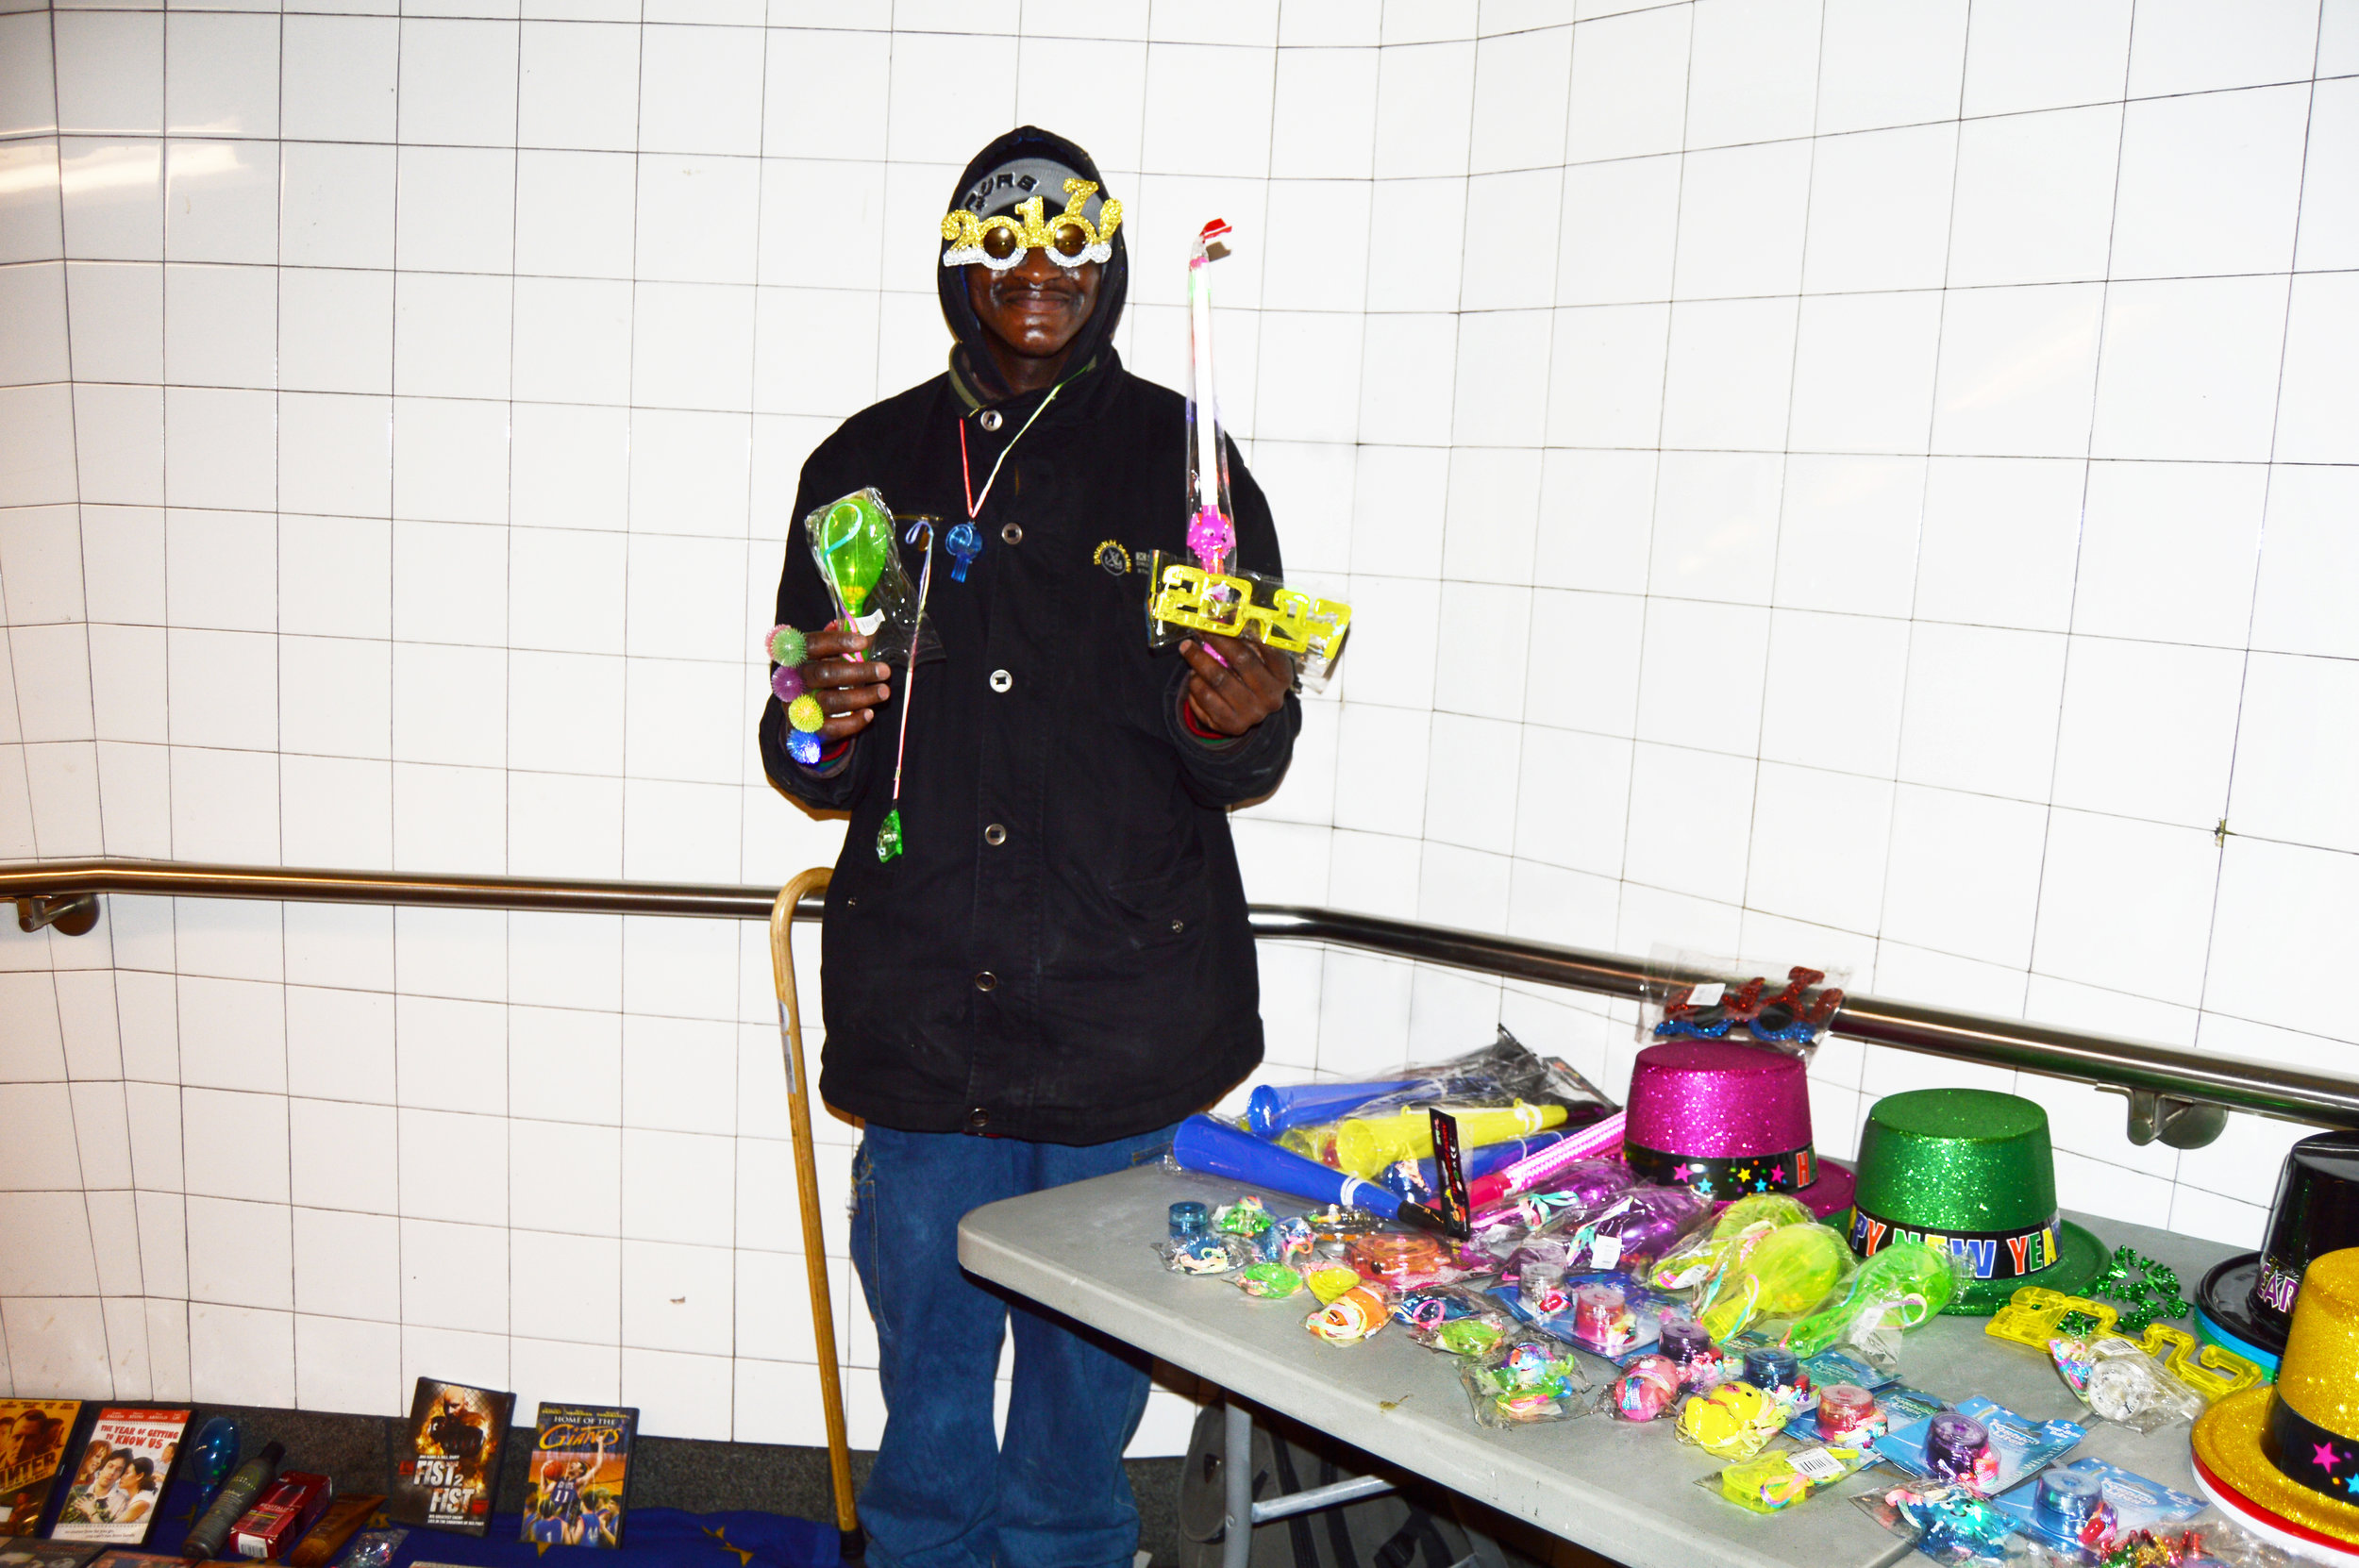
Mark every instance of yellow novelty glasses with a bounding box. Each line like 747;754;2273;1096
941;178;1123;272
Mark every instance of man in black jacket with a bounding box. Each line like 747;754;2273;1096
758;127;1297;1568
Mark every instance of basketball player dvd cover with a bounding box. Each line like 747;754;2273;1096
519;1405;635;1549
385;1379;514;1535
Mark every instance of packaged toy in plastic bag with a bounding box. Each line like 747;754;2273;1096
1496;1271;1685;1359
1875;1397;2083;1494
1261;1029;1614;1159
802;488;940;667
1462;1336;1593;1426
2048;1335;2206;1433
1650;1192;1815;1293
1154;1236;1250;1276
1695;1221;1856;1341
1641;949;1851;1054
1855;1483;2016;1565
1674;1380;1795;1460
1788;1241;1966;1357
1306;1282;1390;1344
1988;1459;2205;1560
1703;1443;1877;1514
1530;1184;1715;1276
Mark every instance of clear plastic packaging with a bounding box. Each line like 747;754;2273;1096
1270;1030;1614;1170
1641;948;1851;1058
801;488;940;667
1527;1184;1715;1275
1650;1192;1816;1293
1461;1336;1594;1426
1874;1397;2084;1494
1788;1241;1967;1357
1988;1459;2204;1559
1701;1443;1876;1513
1234;1263;1304;1298
1305;1282;1390;1344
1674;1381;1796;1460
340;1528;410;1568
1694;1221;1857;1342
1853;1483;2016;1565
2047;1335;2206;1433
1153;1236;1250;1276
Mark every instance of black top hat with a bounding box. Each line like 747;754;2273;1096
2200;1130;2359;1364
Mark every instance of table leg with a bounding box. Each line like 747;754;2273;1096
1222;1396;1253;1568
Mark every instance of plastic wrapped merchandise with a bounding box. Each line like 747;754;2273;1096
801;489;937;667
1697;1221;1857;1342
1651;1192;1816;1293
1610;1356;1683;1422
1307;1284;1390;1345
1462;1337;1593;1427
1235;1263;1304;1299
1534;1184;1716;1276
1875;1397;2085;1494
1154;1236;1250;1276
1855;1483;2016;1565
1988;1460;2206;1560
2048;1336;2207;1433
1788;1241;1966;1358
1674;1382;1792;1460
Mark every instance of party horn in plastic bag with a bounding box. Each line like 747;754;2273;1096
1465;1110;1628;1209
1246;1078;1419;1139
1326;1102;1566;1178
1170;1116;1466;1239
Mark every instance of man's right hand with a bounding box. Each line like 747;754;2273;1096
799;626;892;742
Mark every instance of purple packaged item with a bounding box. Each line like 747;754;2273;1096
1539;1184;1715;1274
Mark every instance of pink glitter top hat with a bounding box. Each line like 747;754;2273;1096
1622;1041;1856;1219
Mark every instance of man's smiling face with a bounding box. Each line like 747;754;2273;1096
965;245;1101;366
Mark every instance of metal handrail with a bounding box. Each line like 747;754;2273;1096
9;857;2354;1147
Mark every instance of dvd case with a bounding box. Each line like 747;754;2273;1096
519;1405;635;1550
0;1402;82;1539
385;1380;514;1536
50;1410;187;1545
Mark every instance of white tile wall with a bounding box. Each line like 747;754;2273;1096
1;0;2355;1463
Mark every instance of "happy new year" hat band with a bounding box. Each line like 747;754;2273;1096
1624;1142;1815;1199
2263;1393;2359;1508
1849;1205;2062;1283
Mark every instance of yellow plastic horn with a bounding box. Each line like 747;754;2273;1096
1327;1103;1567;1179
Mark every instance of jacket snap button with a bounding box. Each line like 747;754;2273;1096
967;1107;990;1129
1001;523;1023;545
990;668;1012;692
1170;919;1186;933
984;824;1007;846
979;409;1002;432
974;971;997;993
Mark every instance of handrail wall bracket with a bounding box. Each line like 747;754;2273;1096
2113;1089;2233;1151
16;892;99;936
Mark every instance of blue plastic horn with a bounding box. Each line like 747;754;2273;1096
1245;1078;1419;1138
1170;1115;1464;1237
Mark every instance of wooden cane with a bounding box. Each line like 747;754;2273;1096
768;869;862;1558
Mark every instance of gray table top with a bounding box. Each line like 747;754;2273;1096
959;1162;2244;1568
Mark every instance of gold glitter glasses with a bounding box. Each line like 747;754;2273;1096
941;178;1122;273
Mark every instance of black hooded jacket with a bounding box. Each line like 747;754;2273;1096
758;126;1297;1145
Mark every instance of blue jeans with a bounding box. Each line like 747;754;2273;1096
849;1123;1175;1568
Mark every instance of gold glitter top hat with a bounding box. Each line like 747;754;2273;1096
2195;1246;2359;1551
1844;1089;2107;1314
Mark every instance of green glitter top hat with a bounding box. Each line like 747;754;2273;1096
1842;1088;2107;1315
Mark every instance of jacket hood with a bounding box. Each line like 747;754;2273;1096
938;125;1128;404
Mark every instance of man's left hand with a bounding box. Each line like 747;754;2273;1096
1180;632;1294;737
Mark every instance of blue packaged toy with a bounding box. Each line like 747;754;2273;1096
1989;1459;2204;1559
1873;1396;2083;1493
